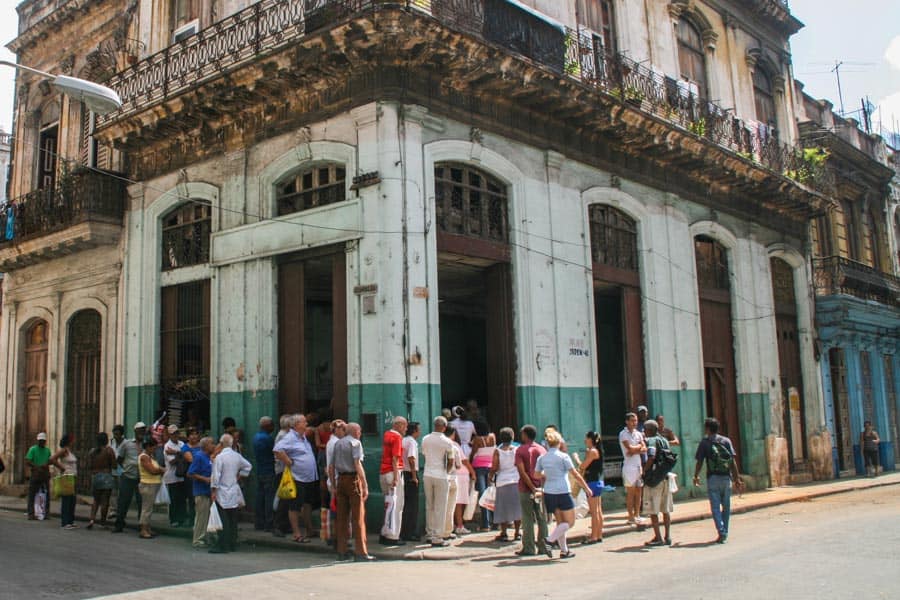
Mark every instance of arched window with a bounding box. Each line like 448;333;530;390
676;18;707;97
694;235;729;290
276;163;346;216
161;203;211;270
753;68;777;129
589;205;638;272
434;163;508;243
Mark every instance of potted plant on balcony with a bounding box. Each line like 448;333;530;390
783;146;829;185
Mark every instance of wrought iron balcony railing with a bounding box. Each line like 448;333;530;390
96;0;825;191
813;256;900;307
0;169;126;249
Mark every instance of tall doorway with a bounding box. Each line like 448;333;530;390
589;205;645;450
435;162;516;429
65;310;102;492
770;258;806;468
695;236;742;460
828;348;853;472
278;247;348;420
19;320;49;481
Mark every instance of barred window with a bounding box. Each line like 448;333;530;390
434;163;508;243
160;280;210;427
161;203;211;270
276;163;346;216
589;205;638;272
694;236;730;291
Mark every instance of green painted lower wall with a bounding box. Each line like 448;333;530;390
645;389;705;498
124;385;161;431
210;389;278;439
516;386;600;453
737;392;769;481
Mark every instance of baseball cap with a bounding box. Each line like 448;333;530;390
636;405;648;413
167;424;179;434
36;432;47;441
134;421;147;430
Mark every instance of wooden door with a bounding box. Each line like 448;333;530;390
65;310;102;493
485;262;517;430
278;260;305;416
21;320;49;479
771;258;805;465
829;348;853;471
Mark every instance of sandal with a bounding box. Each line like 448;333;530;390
583;538;603;545
293;536;311;543
87;520;94;530
514;533;521;541
644;539;665;547
494;533;510;542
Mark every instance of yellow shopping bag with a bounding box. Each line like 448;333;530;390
277;467;297;500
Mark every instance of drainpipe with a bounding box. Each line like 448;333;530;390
398;106;413;418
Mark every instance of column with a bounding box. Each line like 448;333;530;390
819;348;840;478
869;351;894;470
844;346;866;475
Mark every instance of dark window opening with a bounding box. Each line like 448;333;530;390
694;235;730;291
276;163;346;216
676;18;707;98
435;163;508;243
161;203;211;270
38;125;58;191
753;68;778;130
589;205;638;272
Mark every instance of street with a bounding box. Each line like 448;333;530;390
1;485;897;600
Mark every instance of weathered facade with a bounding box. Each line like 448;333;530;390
2;0;877;504
799;92;900;477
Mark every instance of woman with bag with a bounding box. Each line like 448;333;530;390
449;428;476;536
535;430;592;559
49;433;78;529
579;431;605;545
88;432;117;529
469;421;496;531
138;437;165;539
490;427;521;542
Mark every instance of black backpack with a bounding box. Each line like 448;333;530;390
173;451;190;478
707;440;734;476
643;439;677;487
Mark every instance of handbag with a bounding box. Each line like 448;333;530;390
92;472;115;491
277;466;297;500
155;482;171;505
207;502;224;533
478;484;497;512
51;474;76;499
463;483;479;521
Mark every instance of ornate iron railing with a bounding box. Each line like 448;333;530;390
813;256;900;307
97;0;825;190
0;169;126;248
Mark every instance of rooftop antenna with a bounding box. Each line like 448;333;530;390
811;60;875;116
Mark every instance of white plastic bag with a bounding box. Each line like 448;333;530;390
574;490;589;519
463;483;478;521
667;472;679;494
155;483;170;505
272;496;279;512
207;503;223;533
478;484;497;511
34;488;47;520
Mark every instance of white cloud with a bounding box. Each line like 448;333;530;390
875;89;900;126
886;35;900;71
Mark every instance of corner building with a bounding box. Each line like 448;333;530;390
3;0;843;501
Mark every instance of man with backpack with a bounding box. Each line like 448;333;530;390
693;417;744;543
641;420;676;546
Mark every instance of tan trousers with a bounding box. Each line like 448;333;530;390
443;476;458;537
138;483;160;526
423;476;449;543
193;495;210;546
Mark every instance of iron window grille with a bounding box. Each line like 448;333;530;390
161;203;211;270
589;205;638;272
276;163;346;216
434;162;508;243
695;235;730;291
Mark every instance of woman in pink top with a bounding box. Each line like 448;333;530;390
469;420;496;531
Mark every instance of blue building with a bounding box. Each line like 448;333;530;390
799;92;900;476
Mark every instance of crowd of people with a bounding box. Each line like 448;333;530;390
19;399;762;558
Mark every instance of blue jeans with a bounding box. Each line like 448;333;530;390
474;467;493;529
706;474;732;537
255;473;276;530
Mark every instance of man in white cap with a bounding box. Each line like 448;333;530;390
25;432;51;520
112;422;146;532
163;424;190;527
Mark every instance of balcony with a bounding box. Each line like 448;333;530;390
813;256;900;307
94;0;827;234
0;169;126;271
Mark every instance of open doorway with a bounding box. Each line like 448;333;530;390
278;247;348;420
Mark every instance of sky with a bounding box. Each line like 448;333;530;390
0;1;898;139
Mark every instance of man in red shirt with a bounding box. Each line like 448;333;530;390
379;415;408;545
515;424;548;557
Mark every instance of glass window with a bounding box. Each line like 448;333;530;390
161;203;211;270
276;163;346;216
578;0;616;55
753;69;777;128
676;18;707;97
435;163;508;243
589;205;638;271
694;235;729;290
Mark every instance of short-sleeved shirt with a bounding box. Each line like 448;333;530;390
26;444;51;467
535;448;574;495
421;432;454;479
253;430;275;476
401;436;418;473
332;436;363;475
515;441;546;493
619;428;644;471
163;439;185;484
695;434;736;478
380;429;404;475
646;434;670;458
187;449;212;497
273;429;318;483
116;438;141;480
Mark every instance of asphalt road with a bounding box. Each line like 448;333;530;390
1;485;898;599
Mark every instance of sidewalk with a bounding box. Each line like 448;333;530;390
2;471;898;561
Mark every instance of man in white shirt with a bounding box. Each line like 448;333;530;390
210;433;252;553
163;424;189;527
619;412;647;525
420;416;455;547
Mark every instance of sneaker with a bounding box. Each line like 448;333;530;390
430;540;450;547
353;554;376;562
542;539;554;558
559;551;576;559
716;534;727;544
454;526;471;535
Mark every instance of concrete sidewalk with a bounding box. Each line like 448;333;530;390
3;471;898;561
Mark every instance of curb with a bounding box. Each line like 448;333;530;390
2;477;897;561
